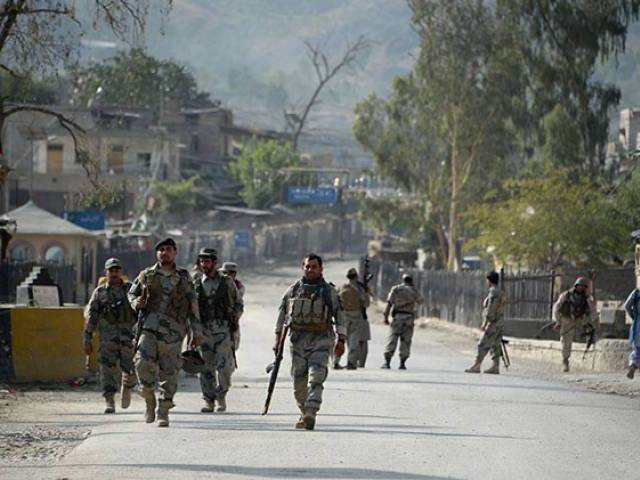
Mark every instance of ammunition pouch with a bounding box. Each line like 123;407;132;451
290;322;330;333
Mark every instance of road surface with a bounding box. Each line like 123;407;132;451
2;258;638;479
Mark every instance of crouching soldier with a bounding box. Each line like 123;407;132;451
83;258;137;414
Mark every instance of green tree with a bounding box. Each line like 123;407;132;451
227;140;303;209
465;166;625;269
73;48;212;113
498;0;640;175
543;104;582;168
354;1;526;270
153;176;202;215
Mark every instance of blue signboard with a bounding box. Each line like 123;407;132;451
234;230;251;249
64;211;106;230
287;186;337;205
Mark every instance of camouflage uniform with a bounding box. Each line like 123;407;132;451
477;286;507;362
553;288;596;367
193;271;242;409
84;280;136;399
338;279;370;368
276;278;345;414
383;283;423;364
129;263;201;415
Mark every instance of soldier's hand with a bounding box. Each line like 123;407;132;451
553;322;561;332
83;342;92;355
137;286;148;310
191;335;204;348
335;336;346;357
480;324;487;332
383;316;390;325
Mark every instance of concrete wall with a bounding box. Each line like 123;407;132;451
0;306;96;382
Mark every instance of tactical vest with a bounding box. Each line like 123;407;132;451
141;268;190;321
101;282;134;325
560;290;589;318
287;280;333;328
392;284;418;315
340;282;363;311
194;275;229;326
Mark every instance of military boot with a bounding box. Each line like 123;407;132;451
141;387;156;423
346;363;357;370
302;408;318;430
380;355;391;369
295;414;306;429
627;366;637;379
399;358;407;370
484;360;500;374
216;396;227;413
333;361;344;370
465;356;483;373
201;399;215;413
104;394;116;414
157;399;172;428
562;359;570;373
121;386;132;410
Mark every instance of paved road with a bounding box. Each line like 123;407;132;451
3;259;638;479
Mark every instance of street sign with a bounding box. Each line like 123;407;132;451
234;230;251;249
287;186;337;205
64;211;106;230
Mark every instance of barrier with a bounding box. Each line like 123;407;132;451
0;306;96;382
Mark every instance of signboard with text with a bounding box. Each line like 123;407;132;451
64;211;105;230
287;186;337;205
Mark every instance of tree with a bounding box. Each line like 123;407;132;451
0;0;171;190
465;166;625;269
542;104;582;168
498;0;640;175
72;48;212;114
152;176;202;215
227;140;303;209
354;1;526;270
287;36;370;151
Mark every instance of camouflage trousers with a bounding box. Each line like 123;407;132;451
477;321;503;361
384;315;415;360
290;330;333;411
134;331;182;402
336;312;369;367
98;338;137;397
198;328;236;403
558;315;590;362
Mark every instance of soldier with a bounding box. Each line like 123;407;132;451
552;277;597;373
623;287;640;379
220;262;245;351
193;250;242;413
129;238;203;427
274;253;346;430
83;257;136;414
335;267;370;370
465;271;507;374
381;273;423;370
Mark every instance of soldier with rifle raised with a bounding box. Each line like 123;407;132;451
269;253;345;430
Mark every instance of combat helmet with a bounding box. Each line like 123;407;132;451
181;349;205;374
574;277;589;287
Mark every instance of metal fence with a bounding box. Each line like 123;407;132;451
374;261;636;337
0;262;76;304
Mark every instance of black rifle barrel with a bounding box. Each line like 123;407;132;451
262;324;290;415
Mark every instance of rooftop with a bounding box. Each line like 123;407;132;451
2;201;96;237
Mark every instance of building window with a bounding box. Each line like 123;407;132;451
47;144;64;174
137;152;151;172
44;244;66;265
107;145;124;174
10;242;35;262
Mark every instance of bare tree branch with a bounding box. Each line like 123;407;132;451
289;35;370;150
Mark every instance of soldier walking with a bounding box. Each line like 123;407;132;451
335;267;370;370
274;253;345;430
623;287;640;379
193;250;242;413
220;262;245;351
552;277;597;373
83;258;137;414
381;273;423;370
129;238;203;427
465;271;507;374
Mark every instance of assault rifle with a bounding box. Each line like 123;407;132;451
133;285;148;353
360;256;374;320
500;338;511;368
582;323;596;360
262;323;290;415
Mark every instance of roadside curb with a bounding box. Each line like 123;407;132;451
417;317;630;373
